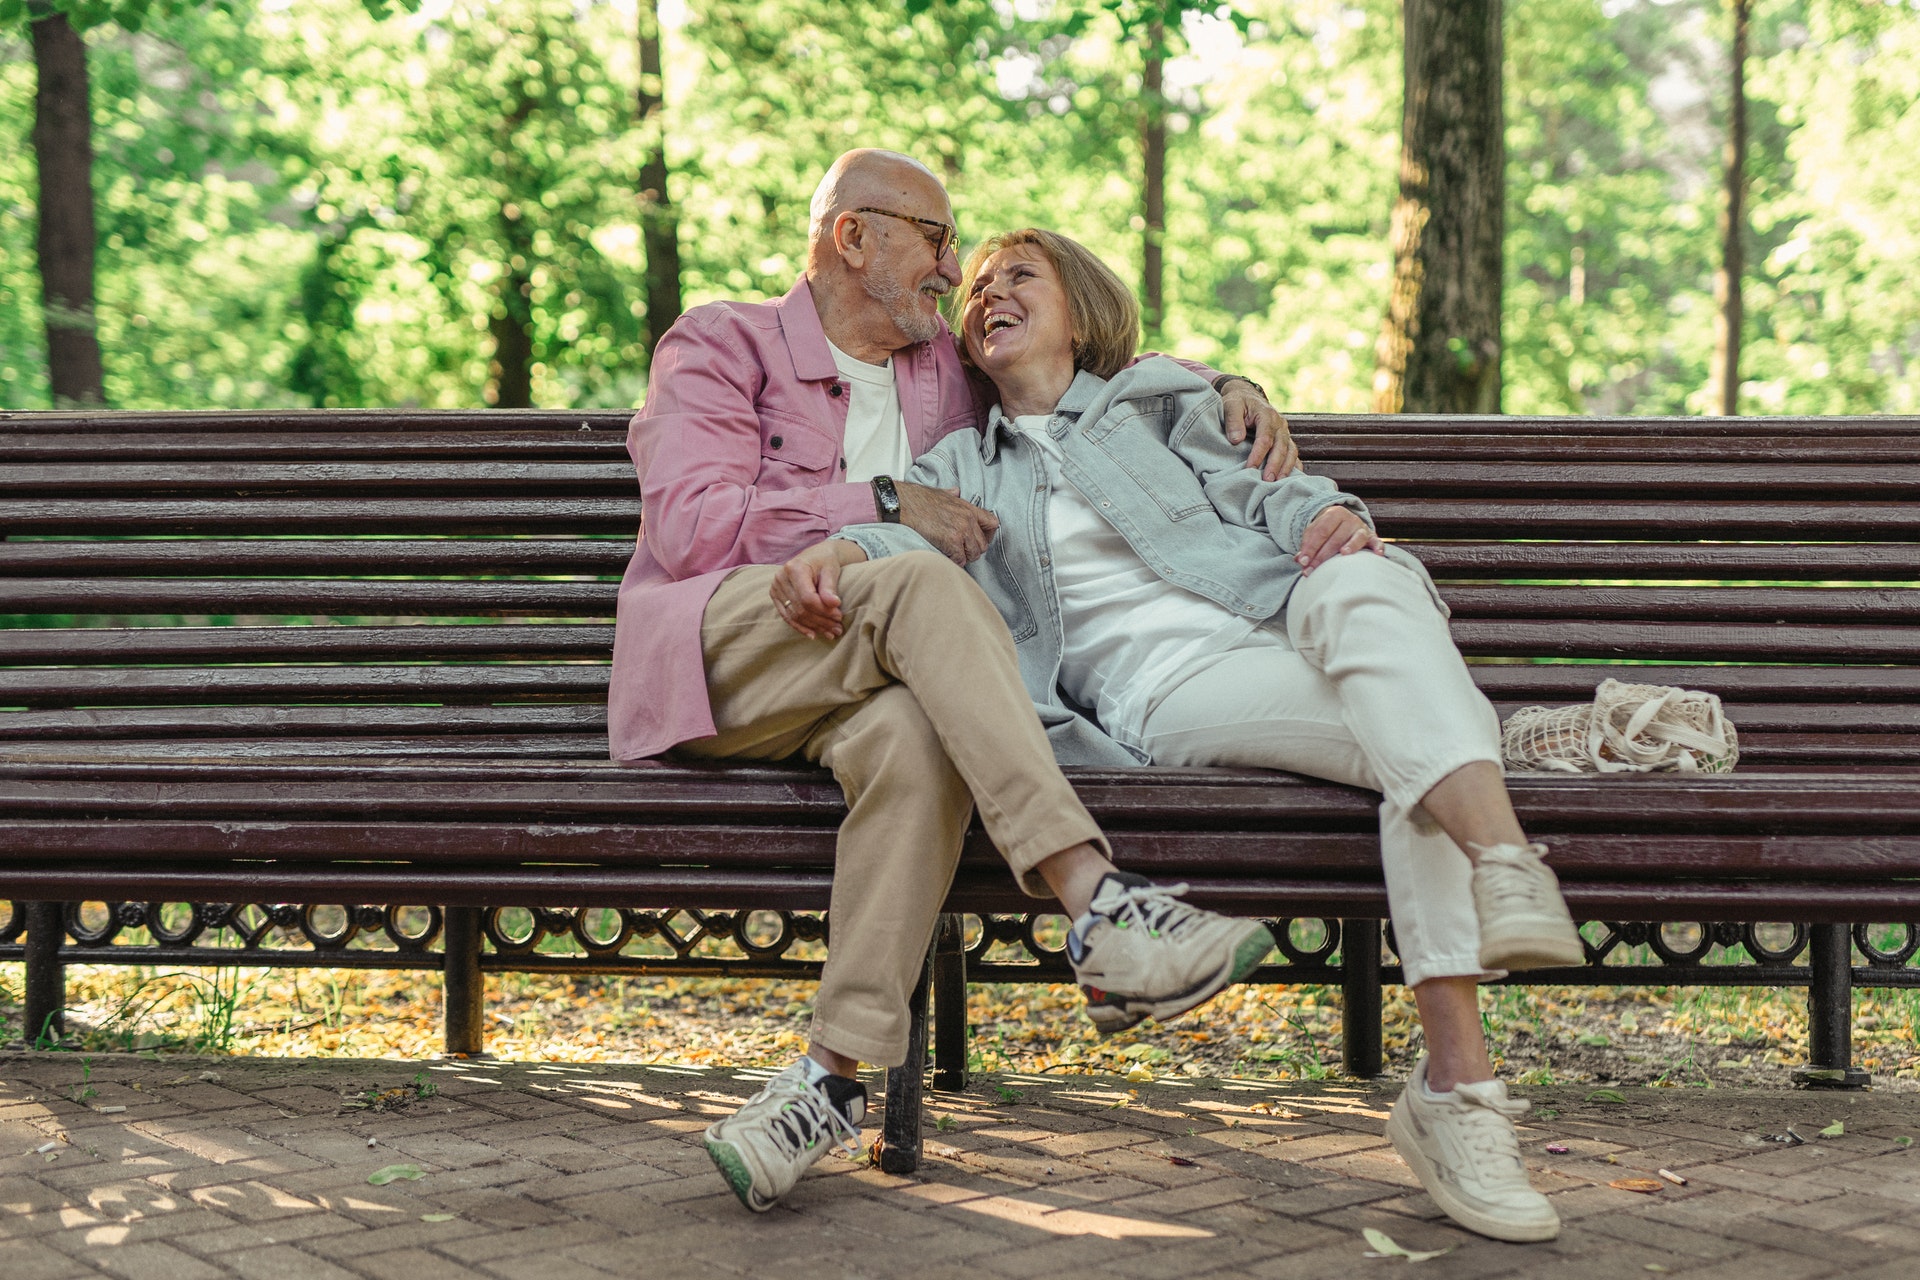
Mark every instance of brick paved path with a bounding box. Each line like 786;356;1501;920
3;1052;1916;1279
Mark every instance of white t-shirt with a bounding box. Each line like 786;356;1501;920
828;339;914;483
1009;414;1285;745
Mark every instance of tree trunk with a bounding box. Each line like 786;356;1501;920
488;262;535;409
637;0;682;360
1709;0;1749;417
1373;0;1504;414
30;9;105;407
1141;22;1166;339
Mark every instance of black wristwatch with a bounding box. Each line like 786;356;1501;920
871;475;902;523
1212;372;1269;401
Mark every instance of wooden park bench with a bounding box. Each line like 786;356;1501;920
3;407;1918;1170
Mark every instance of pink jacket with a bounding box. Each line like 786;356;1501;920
608;276;982;760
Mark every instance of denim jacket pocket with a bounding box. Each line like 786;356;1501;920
757;411;839;474
1082;403;1212;522
979;536;1039;642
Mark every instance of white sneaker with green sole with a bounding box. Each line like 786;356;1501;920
1386;1055;1560;1242
703;1061;865;1212
1068;872;1274;1034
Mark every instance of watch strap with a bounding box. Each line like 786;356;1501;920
871;475;902;523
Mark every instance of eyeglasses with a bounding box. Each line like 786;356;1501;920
853;207;957;261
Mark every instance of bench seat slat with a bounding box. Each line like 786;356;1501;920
1297;435;1920;463
1405;541;1920;581
1445;585;1920;622
0;539;633;576
9;819;1920;879
0;705;608;739
8;661;1919;708
0;624;615;663
1370;498;1920;539
0;578;617;617
1451;619;1920;662
3;664;613;706
0;497;641;535
1290;413;1920;437
1;461;636;493
0;735;613;761
0;432;628;462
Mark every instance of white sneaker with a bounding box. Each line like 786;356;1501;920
1470;842;1585;970
1386;1056;1560;1242
1068;872;1274;1034
703;1061;866;1212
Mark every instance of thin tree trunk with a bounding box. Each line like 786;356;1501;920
30;8;105;407
637;0;682;360
1141;22;1166;338
488;261;535;408
1374;0;1504;414
1709;0;1749;416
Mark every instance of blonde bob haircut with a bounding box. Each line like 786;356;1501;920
956;229;1141;380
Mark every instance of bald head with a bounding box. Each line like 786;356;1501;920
807;149;947;255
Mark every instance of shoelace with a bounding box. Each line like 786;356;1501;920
1476;849;1558;913
1092;880;1205;940
1447;1088;1532;1174
757;1075;862;1162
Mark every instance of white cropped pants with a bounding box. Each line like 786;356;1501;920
1137;551;1502;987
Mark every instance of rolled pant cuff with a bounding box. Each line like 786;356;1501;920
1401;950;1503;988
1002;819;1111;898
810;1015;908;1070
1382;747;1504;818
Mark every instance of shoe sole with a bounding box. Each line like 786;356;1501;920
704;1136;773;1213
1384;1100;1560;1243
1479;918;1586;971
1086;924;1273;1035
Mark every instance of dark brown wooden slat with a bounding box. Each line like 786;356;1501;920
1298;434;1920;463
1404;541;1920;581
0;497;640;535
0;735;610;761
1466;664;1920;703
0;538;633;577
0;461;634;495
1317;459;1920;497
1288;413;1920;438
1724;734;1920;764
10;820;1920;879
1370;497;1920;540
0;704;607;740
1487;700;1917;732
0;624;614;664
0;578;617;617
1442;585;1920;624
0;409;636;433
0;432;630;462
3;664;611;708
1451;619;1920;663
7;766;1919;828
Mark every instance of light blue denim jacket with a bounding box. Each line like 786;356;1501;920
837;358;1441;765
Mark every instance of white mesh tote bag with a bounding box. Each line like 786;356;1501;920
1502;678;1738;774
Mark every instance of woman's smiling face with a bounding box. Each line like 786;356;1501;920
961;244;1077;385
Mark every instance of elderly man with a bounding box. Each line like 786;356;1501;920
609;149;1293;1212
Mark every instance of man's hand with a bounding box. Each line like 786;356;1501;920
1296;506;1382;574
896;482;999;564
1219;380;1299;481
773;539;869;639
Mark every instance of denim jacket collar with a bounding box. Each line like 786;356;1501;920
980;368;1110;462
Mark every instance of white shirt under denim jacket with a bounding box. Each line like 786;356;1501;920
835;357;1447;766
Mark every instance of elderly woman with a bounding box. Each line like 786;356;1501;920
772;229;1582;1243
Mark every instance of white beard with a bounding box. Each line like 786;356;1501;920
865;272;945;345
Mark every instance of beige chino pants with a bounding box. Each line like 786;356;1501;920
680;550;1107;1067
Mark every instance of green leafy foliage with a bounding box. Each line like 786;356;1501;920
2;0;1916;411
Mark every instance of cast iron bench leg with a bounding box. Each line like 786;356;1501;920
931;913;968;1093
1795;922;1870;1089
1341;917;1384;1078
443;906;486;1057
23;902;67;1045
880;940;933;1174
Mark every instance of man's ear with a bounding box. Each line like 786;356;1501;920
833;211;870;270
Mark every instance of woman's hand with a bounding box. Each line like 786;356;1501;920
772;539;870;639
1296;506;1382;574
